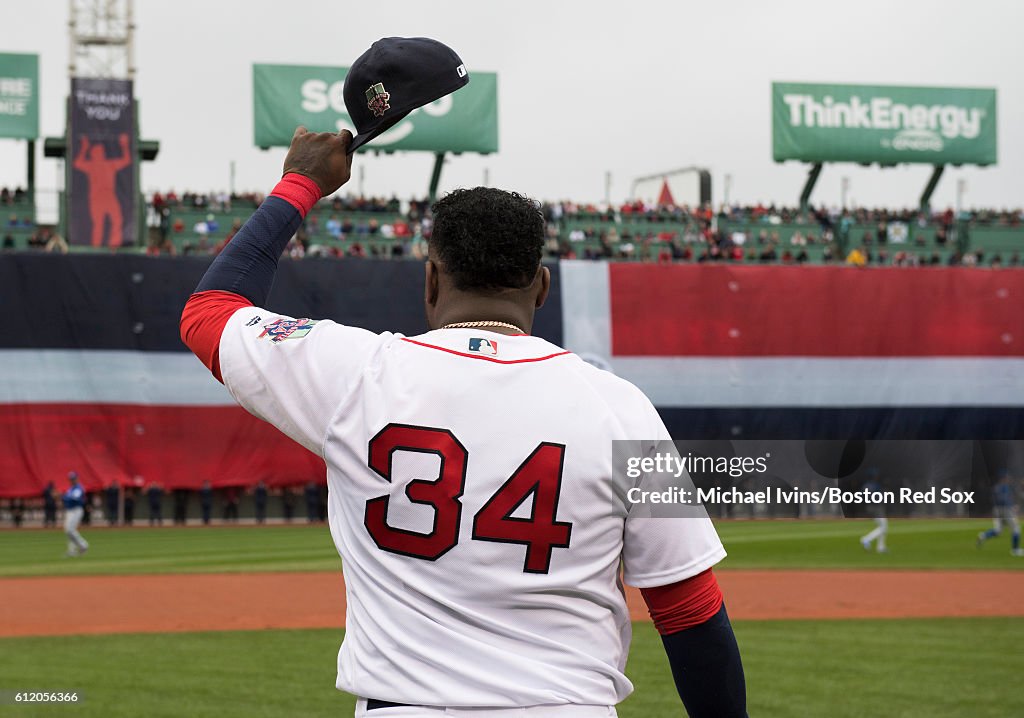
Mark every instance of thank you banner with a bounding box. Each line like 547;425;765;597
70;77;136;247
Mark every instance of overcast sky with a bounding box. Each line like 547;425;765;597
1;0;1022;216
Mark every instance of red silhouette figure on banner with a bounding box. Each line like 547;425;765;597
73;133;132;247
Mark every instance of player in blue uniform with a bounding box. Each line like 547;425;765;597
976;470;1021;556
62;471;90;557
859;469;888;553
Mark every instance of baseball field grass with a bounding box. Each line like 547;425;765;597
2;518;1021;717
0;523;343;577
1;518;1021;577
1;619;1022;717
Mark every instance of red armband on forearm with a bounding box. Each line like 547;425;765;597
269;173;321;217
179;290;253;383
640;568;725;635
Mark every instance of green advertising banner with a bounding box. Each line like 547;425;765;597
773;82;997;165
254;63;498;153
0;53;39;139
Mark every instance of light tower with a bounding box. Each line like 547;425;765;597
68;0;135;80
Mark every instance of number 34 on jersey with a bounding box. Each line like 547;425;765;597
364;423;573;574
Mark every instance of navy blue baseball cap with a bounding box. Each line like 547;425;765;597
343;37;469;153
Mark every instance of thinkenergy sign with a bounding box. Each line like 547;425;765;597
772;82;997;165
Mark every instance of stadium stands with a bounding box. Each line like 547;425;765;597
129;194;1024;267
1;187;39;251
4;185;1021;266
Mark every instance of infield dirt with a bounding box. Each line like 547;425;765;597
2;570;1022;637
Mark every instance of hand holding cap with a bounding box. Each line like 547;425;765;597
282;127;354;196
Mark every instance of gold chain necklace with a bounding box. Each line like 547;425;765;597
441;320;525;334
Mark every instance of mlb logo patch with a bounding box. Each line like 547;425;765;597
258;318;318;343
468;337;498;355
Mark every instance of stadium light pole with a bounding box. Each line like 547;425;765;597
956;178;966;214
841;176;850;210
604;171;611;205
724;174;732;207
69;0;136;79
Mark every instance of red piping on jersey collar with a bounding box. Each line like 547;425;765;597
400;337;571;364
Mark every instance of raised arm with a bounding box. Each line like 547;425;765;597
641;569;748;717
179;127;353;382
72;136;90;171
110;133;133;171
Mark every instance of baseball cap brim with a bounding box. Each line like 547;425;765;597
348;108;414;154
347;81;468;154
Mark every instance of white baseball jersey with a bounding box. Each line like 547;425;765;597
218;309;726;708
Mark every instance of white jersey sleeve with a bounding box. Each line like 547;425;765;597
218;305;392;456
619;399;727;589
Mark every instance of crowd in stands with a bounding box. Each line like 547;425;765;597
151;189;261;213
1;186;30;205
548;222;1019;267
561;218;1024;266
544;197;1023;228
3;223;68;253
544;199;714;224
107;191;1024;269
2;185;38;251
717;202;1021;228
2;183;1021;268
540;198;1021;267
150;189;405;215
147;190;432;259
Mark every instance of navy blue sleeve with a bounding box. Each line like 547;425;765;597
660;603;748;717
193;196;302;306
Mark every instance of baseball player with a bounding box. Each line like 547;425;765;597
859;469;888;553
62;471;89;557
976;470;1022;556
179;127;747;717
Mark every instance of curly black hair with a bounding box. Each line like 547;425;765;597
429;187;545;291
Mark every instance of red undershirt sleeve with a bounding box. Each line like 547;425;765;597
180;174;320;383
640;568;725;635
179;290;254;383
